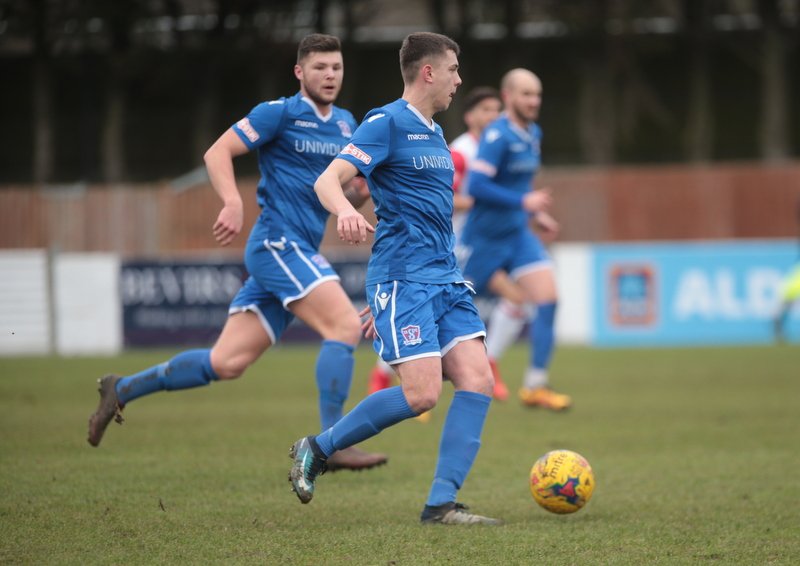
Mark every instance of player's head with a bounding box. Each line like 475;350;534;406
462;87;502;135
399;32;462;112
501;68;542;124
294;34;344;109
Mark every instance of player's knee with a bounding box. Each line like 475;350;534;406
408;390;439;414
459;368;494;397
210;351;255;381
328;311;362;346
402;379;441;413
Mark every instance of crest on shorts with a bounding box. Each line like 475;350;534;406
401;325;422;346
311;254;331;269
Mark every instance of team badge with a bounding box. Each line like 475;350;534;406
401;325;422;346
311;254;331;269
336;120;352;138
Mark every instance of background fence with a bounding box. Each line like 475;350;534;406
2;161;799;256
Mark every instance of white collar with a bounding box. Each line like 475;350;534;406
406;103;436;131
504;113;534;142
301;96;333;122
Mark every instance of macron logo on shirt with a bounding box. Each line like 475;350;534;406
341;143;372;165
236;118;259;143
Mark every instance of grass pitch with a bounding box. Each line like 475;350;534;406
1;344;799;565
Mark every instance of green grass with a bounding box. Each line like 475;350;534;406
1;344;799;565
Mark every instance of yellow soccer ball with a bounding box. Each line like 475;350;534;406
529;449;595;514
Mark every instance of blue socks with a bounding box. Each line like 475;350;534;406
531;302;557;370
315;340;355;431
426;390;491;506
314;386;416;457
115;349;219;405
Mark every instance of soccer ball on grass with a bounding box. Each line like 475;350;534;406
529;449;595;514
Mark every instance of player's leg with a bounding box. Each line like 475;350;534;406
484;270;530;401
421;285;501;525
290;280;361;429
289;280;388;470
460;239;513;401
367;358;394;394
288;281;441;503
87;308;271;447
515;265;571;410
774;266;800;342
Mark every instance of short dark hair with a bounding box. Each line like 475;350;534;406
462;87;501;115
399;32;460;84
297;34;341;64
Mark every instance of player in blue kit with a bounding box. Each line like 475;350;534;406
87;34;387;471
288;32;502;525
461;68;571;410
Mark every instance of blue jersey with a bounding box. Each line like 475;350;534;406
232;92;358;249
335;99;462;285
461;114;542;242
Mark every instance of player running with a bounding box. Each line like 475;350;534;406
460;68;572;410
87;34;387;472
774;198;800;341
289;32;502;525
366;86;516;402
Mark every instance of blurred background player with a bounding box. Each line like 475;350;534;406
460;68;572;411
773;198;800;342
87;34;387;471
367;86;518;402
289;32;501;525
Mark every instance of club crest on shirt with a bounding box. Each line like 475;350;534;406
337;120;352;138
401;325;422;346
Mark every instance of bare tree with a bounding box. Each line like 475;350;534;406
758;0;790;162
32;0;53;183
683;0;713;162
576;0;618;164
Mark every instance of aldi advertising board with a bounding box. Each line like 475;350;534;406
592;241;798;346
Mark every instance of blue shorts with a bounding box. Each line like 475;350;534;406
229;235;339;343
367;281;486;364
460;229;552;295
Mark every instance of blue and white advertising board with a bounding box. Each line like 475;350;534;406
592;240;798;346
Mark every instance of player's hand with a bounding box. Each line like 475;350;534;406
522;187;552;214
212;201;244;246
337;208;375;245
534;211;560;242
359;305;376;339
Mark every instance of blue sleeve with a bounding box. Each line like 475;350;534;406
335;110;391;177
231;99;287;150
467;126;523;208
469;171;524;209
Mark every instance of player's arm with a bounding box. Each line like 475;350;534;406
470;164;551;213
450;149;474;212
453;192;474;212
204;128;250;246
315;159;375;244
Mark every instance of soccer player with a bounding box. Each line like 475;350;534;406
365;87;510;402
460;68;572;410
774;198;800;341
288;32;503;525
86;34;387;472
